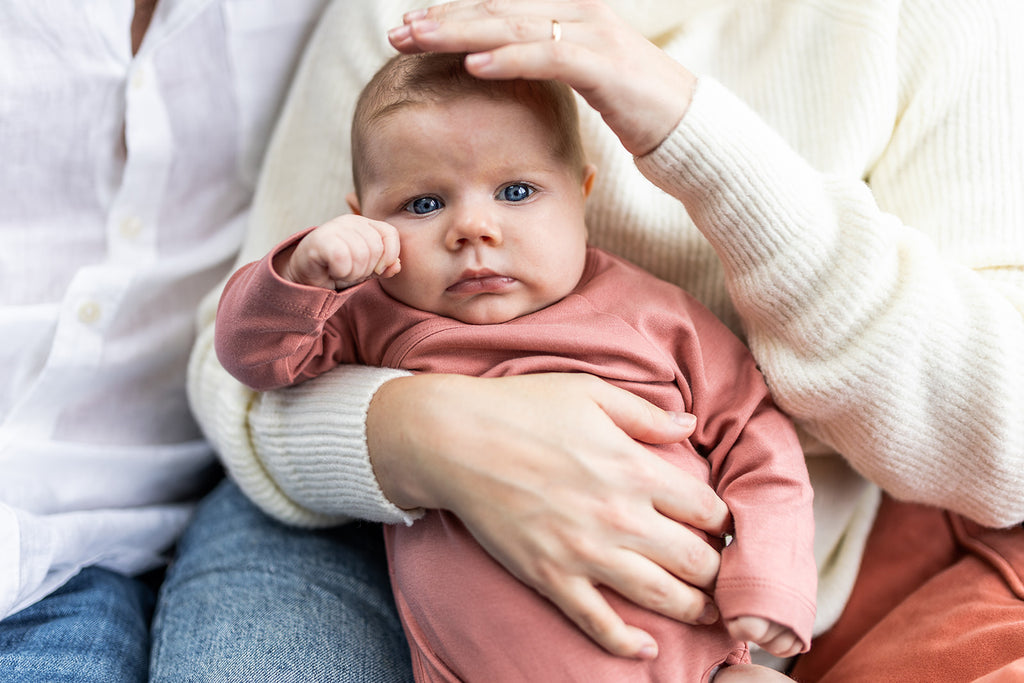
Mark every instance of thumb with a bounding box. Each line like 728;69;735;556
375;256;402;278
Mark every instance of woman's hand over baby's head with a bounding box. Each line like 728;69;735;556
387;0;697;156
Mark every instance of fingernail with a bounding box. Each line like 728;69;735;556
637;642;658;660
465;52;493;70
403;8;428;22
698;603;719;625
667;411;696;429
387;25;411;42
410;18;439;33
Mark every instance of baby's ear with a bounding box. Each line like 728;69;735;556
346;192;362;215
581;164;597;199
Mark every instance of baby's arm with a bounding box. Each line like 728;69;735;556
708;395;815;659
662;295;815;656
277;214;401;290
726;616;802;659
214;215;401;392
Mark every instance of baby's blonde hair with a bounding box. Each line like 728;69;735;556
351;52;587;195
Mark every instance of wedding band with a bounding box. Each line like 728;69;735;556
551;19;561;42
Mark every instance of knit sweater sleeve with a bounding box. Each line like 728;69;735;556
186;0;420;527
635;3;1024;527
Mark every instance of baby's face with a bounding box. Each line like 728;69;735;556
353;96;593;325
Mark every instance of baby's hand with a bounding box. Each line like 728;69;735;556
279;214;401;290
725;616;803;659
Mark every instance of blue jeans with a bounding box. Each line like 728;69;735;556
150;478;413;682
0;566;155;682
0;479;411;682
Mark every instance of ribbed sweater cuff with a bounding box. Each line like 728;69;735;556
247;364;422;527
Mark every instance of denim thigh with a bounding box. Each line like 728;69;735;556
0;566;154;683
150;478;412;683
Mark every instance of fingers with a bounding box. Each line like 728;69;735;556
651;464;732;539
726;616;804;658
389;12;609;87
761;629;803;659
586;378;732;537
541;577;660;660
405;0;588;24
387;0;611;86
391;15;562;55
592;544;720;623
726;615;771;644
386;0;695;155
530;538;720;659
368;219;402;277
631;510;723;590
292;216;401;289
393;1;592;48
328;218;400;286
586;375;695;444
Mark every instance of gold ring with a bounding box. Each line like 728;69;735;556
551;19;561;42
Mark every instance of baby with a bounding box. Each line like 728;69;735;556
216;52;816;682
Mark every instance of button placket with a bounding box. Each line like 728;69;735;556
108;57;169;265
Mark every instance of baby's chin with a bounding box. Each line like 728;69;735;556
448;307;531;326
447;298;557;326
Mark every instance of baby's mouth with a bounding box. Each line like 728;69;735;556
447;269;516;294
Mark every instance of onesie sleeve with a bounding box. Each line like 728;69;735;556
710;392;817;652
215;230;365;392
666;295;817;651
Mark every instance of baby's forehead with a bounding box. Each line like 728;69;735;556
370;88;547;123
369;97;559;151
357;106;576;189
363;95;557;147
353;65;585;190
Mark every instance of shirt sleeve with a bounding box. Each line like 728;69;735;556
635;3;1024;528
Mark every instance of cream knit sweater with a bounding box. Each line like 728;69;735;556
188;0;1024;636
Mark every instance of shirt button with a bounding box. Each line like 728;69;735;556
120;216;143;239
77;301;102;325
130;69;146;90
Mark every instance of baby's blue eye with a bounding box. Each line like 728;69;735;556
500;183;534;202
405;196;443;215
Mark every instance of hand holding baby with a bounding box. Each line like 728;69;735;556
278;215;401;291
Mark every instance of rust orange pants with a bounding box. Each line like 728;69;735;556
790;495;1024;682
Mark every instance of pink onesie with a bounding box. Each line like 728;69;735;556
217;238;817;682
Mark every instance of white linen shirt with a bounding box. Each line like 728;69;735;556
0;0;327;619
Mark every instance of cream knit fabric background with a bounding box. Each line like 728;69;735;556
188;0;1024;637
